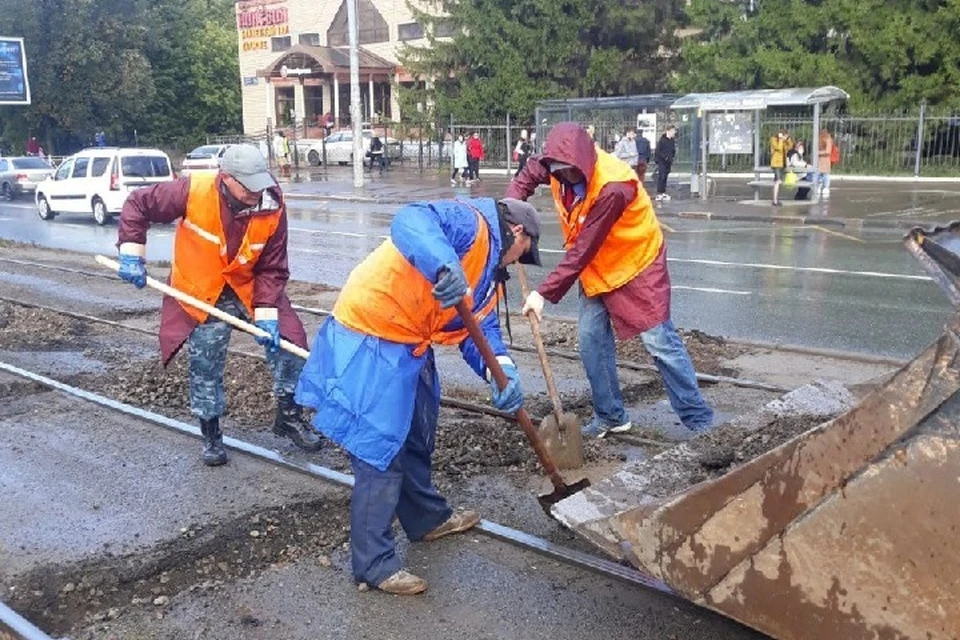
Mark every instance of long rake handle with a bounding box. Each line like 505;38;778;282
515;265;565;423
95;254;310;360
454;300;566;490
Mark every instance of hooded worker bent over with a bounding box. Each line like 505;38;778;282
507;122;714;437
295;197;541;596
115;144;322;466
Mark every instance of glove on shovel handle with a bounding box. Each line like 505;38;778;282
454;300;566;490
95;254;310;360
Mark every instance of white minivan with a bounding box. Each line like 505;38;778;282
35;147;175;225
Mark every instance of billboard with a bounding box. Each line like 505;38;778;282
0;37;29;105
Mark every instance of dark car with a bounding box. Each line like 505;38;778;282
0;156;55;199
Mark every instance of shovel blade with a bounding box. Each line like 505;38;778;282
539;413;585;470
537;477;591;516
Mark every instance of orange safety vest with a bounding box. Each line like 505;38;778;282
550;150;663;296
333;207;499;356
169;174;283;323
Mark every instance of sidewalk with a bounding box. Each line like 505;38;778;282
281;167;960;230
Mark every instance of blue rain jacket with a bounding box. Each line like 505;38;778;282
295;198;509;471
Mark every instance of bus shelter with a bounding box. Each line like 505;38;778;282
671;87;849;200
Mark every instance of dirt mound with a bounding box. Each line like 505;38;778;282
537;320;749;377
7;497;350;636
0;301;94;349
635;414;832;499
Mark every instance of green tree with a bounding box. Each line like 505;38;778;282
401;0;684;122
677;0;960;110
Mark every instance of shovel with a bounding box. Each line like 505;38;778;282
514;265;584;469
454;300;590;515
94;255;310;359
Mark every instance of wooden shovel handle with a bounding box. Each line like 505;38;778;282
95;254;310;360
515;265;565;422
454;300;565;489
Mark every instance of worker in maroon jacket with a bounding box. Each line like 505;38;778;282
114;145;322;466
506;123;713;438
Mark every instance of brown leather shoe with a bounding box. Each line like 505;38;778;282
423;510;480;542
376;570;427;595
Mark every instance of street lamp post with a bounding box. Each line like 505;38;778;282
347;0;364;188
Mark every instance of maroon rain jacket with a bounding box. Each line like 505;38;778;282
117;175;307;365
505;122;671;340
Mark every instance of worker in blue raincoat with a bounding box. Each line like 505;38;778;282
296;197;542;595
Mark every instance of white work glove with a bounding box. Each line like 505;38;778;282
522;291;545;322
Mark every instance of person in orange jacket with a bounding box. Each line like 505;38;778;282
296;197;541;596
508;122;714;438
115;145;322;466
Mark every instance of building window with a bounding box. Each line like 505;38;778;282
271;36;292;52
327;0;389;46
434;19;456;38
299;32;321;47
398;22;425;41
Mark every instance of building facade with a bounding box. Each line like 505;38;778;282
235;0;442;136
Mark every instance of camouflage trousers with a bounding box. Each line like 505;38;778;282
187;292;303;420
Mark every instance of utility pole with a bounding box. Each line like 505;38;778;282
347;0;364;188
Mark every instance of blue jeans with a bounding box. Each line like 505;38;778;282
818;173;831;190
349;352;452;586
578;288;714;431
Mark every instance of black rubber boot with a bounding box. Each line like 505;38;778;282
200;417;227;467
273;394;322;451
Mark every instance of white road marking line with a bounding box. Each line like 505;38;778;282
667;257;931;281
673;285;752;296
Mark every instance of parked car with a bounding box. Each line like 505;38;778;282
0;156;55;200
35;147;175;225
303;131;402;166
181;144;231;174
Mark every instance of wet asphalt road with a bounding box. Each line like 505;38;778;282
0;182;954;360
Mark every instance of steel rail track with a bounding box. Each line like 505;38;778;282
0;294;671;449
0;359;677;598
0;256;907;370
0;600;56;640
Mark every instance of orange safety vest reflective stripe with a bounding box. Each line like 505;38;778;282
170;174;283;323
333;206;499;356
550;150;663;296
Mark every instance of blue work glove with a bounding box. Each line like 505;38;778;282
254;319;281;354
433;261;468;309
490;363;524;414
118;254;147;289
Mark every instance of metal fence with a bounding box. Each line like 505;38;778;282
205;105;960;178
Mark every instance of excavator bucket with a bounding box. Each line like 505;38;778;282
552;225;960;640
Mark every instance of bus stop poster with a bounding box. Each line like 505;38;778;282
0;38;30;105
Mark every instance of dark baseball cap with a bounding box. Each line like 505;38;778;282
220;144;276;192
498;198;542;266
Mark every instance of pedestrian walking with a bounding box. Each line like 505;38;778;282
114;144;322;466
513;129;531;178
295;197;541;595
635;130;651;183
818;129;835;200
654;125;677;201
273;131;291;178
466;131;484;181
769;129;791;207
507;122;714;438
451;133;468;185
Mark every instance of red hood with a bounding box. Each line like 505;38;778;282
540;122;597;181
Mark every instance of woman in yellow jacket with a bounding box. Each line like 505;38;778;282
770;129;792;207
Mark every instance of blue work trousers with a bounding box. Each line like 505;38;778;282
349;352;452;586
578;286;714;431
